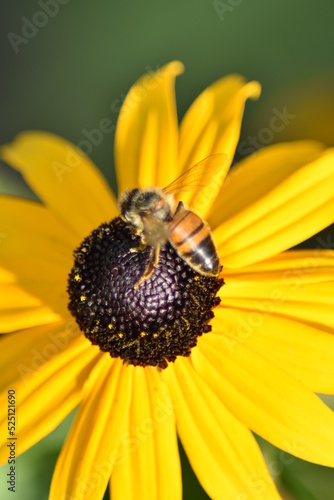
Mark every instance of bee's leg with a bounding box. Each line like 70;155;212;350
134;245;160;289
174;201;185;216
132;227;143;236
152;245;160;266
130;241;146;253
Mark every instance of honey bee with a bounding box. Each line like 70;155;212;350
118;154;227;287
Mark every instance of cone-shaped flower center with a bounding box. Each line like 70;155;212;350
68;217;223;369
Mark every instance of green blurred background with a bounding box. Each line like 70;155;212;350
1;0;334;498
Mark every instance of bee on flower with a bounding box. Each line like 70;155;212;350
1;62;334;500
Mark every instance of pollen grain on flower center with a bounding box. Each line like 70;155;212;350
68;217;223;369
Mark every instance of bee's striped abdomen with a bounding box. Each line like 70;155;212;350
168;210;220;276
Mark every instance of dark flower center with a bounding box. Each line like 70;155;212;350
68;217;223;369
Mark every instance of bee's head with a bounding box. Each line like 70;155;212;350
118;188;173;229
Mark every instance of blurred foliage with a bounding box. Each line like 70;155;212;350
1;1;334;499
1;0;334;187
242;74;334;149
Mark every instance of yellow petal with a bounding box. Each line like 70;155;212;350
0;322;99;462
162;359;280;500
220;280;334;330
1;132;117;240
115;62;184;192
50;358;132;500
0;197;73;331
223;249;334;283
0;321;67;388
179;75;261;170
0;270;68;328
210;141;323;230
178;76;261;217
0;307;62;333
111;366;181;500
0;267;14;284
0;258;70;286
193;334;334;467
0;196;76;265
211;142;334;268
212;307;334;394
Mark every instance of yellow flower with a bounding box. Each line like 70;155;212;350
1;61;334;500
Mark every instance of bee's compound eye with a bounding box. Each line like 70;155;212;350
142;191;157;205
154;203;172;221
68;217;224;369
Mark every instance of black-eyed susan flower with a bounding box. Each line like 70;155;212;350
1;61;334;500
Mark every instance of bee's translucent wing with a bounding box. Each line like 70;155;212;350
163;153;228;194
